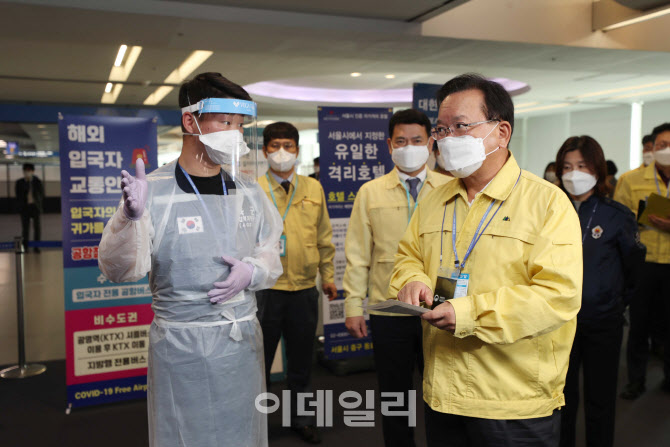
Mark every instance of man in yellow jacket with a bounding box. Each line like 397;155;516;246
614;122;670;400
257;121;336;444
390;74;582;446
617;134;654;185
343;109;451;447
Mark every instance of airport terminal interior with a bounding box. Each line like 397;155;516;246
2;1;670;446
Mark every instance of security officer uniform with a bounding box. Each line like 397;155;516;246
560;195;645;447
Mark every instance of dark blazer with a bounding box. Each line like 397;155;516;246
15;177;44;213
578;194;646;323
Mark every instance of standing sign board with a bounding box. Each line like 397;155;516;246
412;83;441;127
318;106;394;359
59;115;157;409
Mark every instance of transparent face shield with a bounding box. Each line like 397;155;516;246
182;97;259;181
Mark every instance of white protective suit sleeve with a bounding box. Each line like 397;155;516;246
98;204;154;283
243;185;283;291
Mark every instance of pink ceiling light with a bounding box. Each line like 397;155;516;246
244;77;529;103
244;81;412;103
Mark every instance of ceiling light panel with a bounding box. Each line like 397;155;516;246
601;6;670;31
514;102;540;108
143;86;175;107
163;51;214;85
114;45;128;67
516;103;571;113
610;86;670;99
573;80;670;99
102;45;143;104
144;51;213;106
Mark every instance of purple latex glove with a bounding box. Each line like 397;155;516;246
208;255;254;304
121;158;148;221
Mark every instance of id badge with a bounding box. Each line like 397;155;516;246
279;234;287;257
433;266;469;309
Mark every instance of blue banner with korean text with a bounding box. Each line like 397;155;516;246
59;115;157;409
412;83;441;127
318;106;394;359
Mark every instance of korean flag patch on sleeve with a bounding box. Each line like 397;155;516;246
178;216;204;234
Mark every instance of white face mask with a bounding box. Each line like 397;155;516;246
436;123;499;178
643;152;654;166
391;144;429;173
268;148;297;172
187;116;250;165
435;150;448;170
654;148;670;167
199;130;251;165
562;170;597;196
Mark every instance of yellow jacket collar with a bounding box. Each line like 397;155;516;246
385;167;404;190
443;151;521;203
644;161;659;180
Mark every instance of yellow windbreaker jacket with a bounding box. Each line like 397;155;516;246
389;153;583;419
613;161;670;264
344;168;451;317
258;172;335;290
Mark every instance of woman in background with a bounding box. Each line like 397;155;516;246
556;136;645;447
543;161;560;186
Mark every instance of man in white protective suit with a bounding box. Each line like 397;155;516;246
98;72;283;447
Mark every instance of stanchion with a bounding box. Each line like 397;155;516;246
0;237;47;379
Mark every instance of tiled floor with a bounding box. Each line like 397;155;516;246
1;213;65;365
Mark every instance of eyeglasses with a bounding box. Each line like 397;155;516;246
431;119;499;139
392;137;428;147
655;141;670;150
268;141;297;151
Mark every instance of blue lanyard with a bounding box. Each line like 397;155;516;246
179;165;228;197
439;171;522;272
179;165;228;234
654;168;670;198
581;201;598;244
266;173;298;222
400;178;424;223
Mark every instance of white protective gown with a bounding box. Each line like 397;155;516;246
98;160;283;447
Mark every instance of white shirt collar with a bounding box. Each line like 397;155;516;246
270;170;294;186
397;166;427;185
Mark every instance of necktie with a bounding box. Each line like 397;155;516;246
281;180;291;194
406;178;420;202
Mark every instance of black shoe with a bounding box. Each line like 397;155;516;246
661;378;670;393
33;247;40;253
620;381;646;400
292;425;322;444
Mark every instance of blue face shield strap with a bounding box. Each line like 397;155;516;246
181;98;257;118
